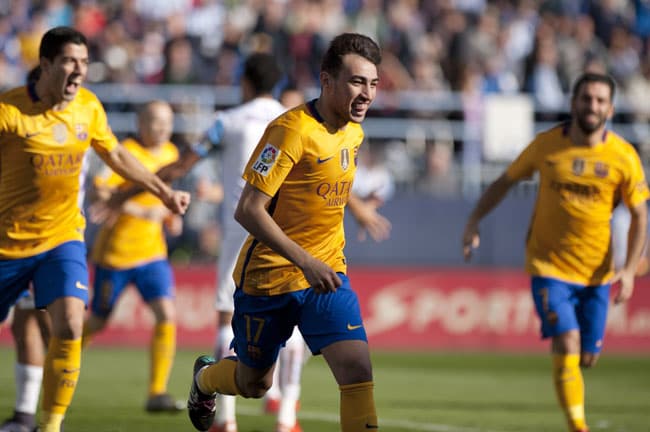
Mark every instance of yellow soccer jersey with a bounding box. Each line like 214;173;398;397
91;138;179;269
233;102;363;296
0;85;118;258
506;124;650;285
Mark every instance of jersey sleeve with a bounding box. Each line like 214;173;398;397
88;97;119;154
505;138;540;181
620;146;650;208
242;125;303;197
0;103;17;139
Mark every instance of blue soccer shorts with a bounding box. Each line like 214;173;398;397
531;276;611;353
0;241;89;322
231;273;367;369
91;259;174;318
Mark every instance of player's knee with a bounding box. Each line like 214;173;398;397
238;379;271;399
580;353;599;368
52;314;85;339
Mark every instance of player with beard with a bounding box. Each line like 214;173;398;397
462;72;649;432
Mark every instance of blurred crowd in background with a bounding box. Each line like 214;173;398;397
3;0;650;262
2;1;650;99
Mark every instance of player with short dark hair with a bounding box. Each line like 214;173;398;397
0;26;190;432
187;32;389;432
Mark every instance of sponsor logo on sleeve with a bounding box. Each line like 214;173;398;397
252;144;280;176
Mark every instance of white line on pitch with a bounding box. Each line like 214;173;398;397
237;406;505;432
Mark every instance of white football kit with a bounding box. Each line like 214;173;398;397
197;97;287;312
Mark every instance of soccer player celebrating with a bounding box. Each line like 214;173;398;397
191;53;307;432
186;32;389;432
462;72;649;432
0;27;190;432
82;100;185;413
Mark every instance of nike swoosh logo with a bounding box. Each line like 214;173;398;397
365;424;379;429
62;368;80;374
75;281;88;290
25;132;41;138
317;156;334;164
347;323;363;331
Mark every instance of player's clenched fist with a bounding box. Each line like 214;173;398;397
161;190;191;215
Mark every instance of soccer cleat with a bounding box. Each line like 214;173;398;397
145;393;185;413
263;397;280;414
0;420;32;432
188;355;218;431
275;422;302;432
264;398;300;415
208;421;237;432
0;412;35;432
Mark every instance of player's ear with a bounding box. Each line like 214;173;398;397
320;71;330;90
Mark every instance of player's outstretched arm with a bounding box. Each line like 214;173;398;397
89;148;201;223
347;192;391;242
235;182;342;293
94;144;190;215
463;173;516;261
612;200;648;304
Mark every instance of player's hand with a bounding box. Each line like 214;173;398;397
354;199;391;242
462;221;480;262
196;177;224;203
163;190;191;215
164;214;184;237
301;257;342;294
611;268;636;304
88;195;122;226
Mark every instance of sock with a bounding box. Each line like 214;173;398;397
553;354;587;431
14;363;43;415
340;381;378;431
277;332;305;427
214;324;236;424
149;321;176;396
266;365;281;402
198;357;240;396
40;337;82;432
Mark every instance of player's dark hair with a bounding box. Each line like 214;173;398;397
39;26;88;61
571;72;616;101
243;53;282;96
321;33;381;77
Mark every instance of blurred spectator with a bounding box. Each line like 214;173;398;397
524;34;565;112
43;0;73;28
606;24;641;85
162;36;199;84
417;139;461;197
459;63;485;198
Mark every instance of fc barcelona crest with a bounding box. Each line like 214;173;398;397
594;162;609;178
75;123;88;141
341;148;350;170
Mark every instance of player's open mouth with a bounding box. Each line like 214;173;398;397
65;79;80;94
352;103;368;115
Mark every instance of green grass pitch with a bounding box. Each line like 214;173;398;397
0;347;648;431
